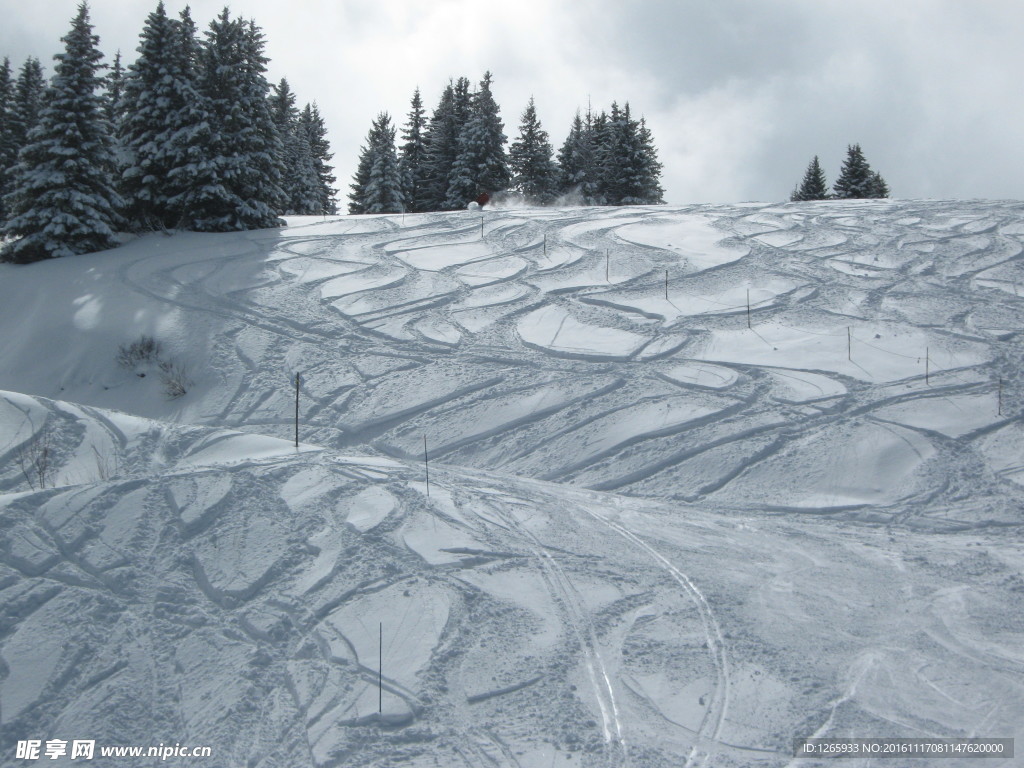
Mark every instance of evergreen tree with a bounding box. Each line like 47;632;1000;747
445;71;509;209
104;50;124;124
421;77;470;211
608;103;657;205
269;77;297;131
103;50;127;178
159;5;216;228
634;116;665;204
588;109;612;205
557;109;598;203
833;143;875;199
185;10;284;231
398;87;428;212
594;103;626;204
349;112;403;214
791;155;829;201
8;57;46;156
348;139;371;215
0;58;15;220
298;102;336;214
2;2;123;263
868;171;890;199
509;96;558;203
119;1;202;229
288;128;321;214
270;78;319;214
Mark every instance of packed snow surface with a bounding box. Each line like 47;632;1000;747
1;200;1023;766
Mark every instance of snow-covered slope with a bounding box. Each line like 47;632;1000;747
2;200;1022;523
1;200;1023;766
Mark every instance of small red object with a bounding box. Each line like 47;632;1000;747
475;192;490;208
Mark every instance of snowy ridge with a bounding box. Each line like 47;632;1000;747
1;200;1023;766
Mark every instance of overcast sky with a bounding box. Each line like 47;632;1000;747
2;0;1021;205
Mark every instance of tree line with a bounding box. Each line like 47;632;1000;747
791;144;890;201
349;72;665;214
0;2;336;264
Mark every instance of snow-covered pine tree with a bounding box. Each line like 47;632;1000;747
398;88;429;212
103;50;127;180
269;77;297;132
270;78;319;214
509;96;558;204
8;57;46;158
634;116;665;204
119;1;201;229
611;103;659;205
556;109;598;203
288;127;322;214
349;112;403;214
1;2;123;263
833;143;875;199
594;103;627;204
104;50;124;124
298;103;336;214
186;10;284;231
868;171;890;199
158;5;217;228
238;19;287;219
0;58;14;221
445;71;509;209
347;136;371;215
791;155;829;201
588;109;612;205
421;78;470;211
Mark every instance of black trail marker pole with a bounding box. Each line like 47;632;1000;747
294;372;300;449
424;435;430;497
480;215;484;239
665;270;669;301
543;233;547;258
379;622;382;713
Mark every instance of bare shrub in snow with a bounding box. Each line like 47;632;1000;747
117;335;163;370
92;445;119;482
116;335;192;398
17;428;57;490
159;359;192;399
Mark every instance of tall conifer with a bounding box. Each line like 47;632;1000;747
398;88;428;212
349;112;403;214
833;144;875;199
104;50;124;124
0;58;15;220
185;10;284;231
119;1;202;229
270;78;319;214
2;2;122;263
557;110;597;203
791;155;829;201
509;96;558;203
298;102;336;214
445;71;509;209
8;58;46;157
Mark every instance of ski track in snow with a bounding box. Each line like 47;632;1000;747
1;200;1024;766
48;200;1020;525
